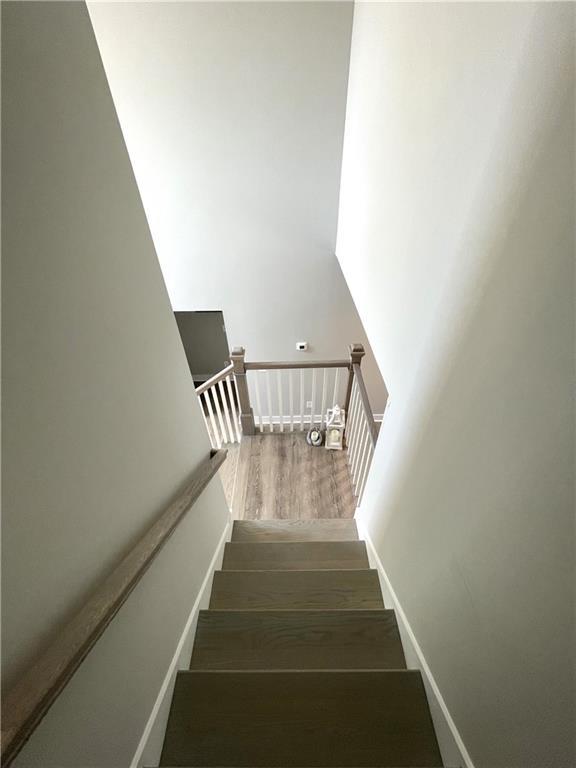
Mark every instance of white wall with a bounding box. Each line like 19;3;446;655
2;3;230;765
88;1;387;414
337;3;575;767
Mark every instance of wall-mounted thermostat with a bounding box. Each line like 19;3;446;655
296;341;308;352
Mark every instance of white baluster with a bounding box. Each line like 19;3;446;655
253;371;264;433
351;419;366;485
357;442;374;503
218;379;234;443
353;421;370;493
320;369;328;427
211;385;227;445
353;391;367;467
332;368;340;408
266;370;273;433
198;393;213;446
289;370;294;433
277;370;284;433
350;417;364;492
310;369;317;428
203;390;221;449
225;374;242;442
347;381;361;463
300;369;305;431
359;428;373;497
232;376;243;437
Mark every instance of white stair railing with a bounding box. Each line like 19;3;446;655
344;361;384;504
196;344;385;505
196;363;241;449
247;363;348;433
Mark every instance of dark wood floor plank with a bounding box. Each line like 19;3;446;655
191;610;406;670
222;541;369;571
160;670;443;767
209;570;384;610
232;519;358;543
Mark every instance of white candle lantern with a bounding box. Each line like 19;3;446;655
325;405;345;450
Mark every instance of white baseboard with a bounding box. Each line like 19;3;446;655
130;517;232;768
357;519;474;768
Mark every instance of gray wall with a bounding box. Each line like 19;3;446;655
87;1;387;414
2;2;230;764
336;3;575;766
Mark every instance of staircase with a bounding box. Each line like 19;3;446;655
160;519;443;767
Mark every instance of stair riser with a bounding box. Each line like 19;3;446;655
210;570;384;611
222;541;369;571
232;520;359;543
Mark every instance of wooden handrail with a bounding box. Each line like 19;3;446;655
245;359;349;371
1;449;227;767
195;362;234;395
352;363;379;446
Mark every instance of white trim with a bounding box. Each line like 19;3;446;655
357;519;475;768
257;414;321;427
129;519;232;768
256;413;383;427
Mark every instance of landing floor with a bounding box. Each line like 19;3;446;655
219;433;356;520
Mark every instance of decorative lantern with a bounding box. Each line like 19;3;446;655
325;405;345;450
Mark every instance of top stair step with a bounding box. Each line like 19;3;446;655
222;541;369;571
232;519;358;543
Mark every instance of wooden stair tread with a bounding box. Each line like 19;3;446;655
209;570;384;610
222;541;369;571
231;519;358;543
160;670;443;767
191;609;405;670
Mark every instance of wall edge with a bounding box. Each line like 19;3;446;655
130;515;233;768
357;519;474;768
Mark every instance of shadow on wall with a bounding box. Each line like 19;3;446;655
365;22;575;768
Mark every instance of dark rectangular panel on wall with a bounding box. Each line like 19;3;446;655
175;311;230;384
